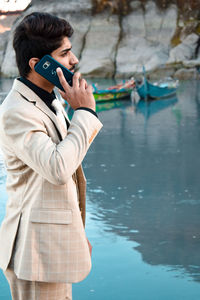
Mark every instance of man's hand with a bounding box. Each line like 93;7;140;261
57;67;96;111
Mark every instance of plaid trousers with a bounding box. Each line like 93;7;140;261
4;268;72;300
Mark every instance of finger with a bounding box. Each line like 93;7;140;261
56;68;70;92
86;84;93;93
73;72;81;89
80;78;87;89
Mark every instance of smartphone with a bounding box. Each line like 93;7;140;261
34;54;74;91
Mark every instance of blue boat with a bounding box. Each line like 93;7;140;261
136;67;178;100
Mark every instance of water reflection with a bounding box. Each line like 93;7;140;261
84;80;200;283
136;96;178;121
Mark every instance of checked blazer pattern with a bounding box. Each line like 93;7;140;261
0;79;102;283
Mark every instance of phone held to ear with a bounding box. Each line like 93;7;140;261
34;55;74;91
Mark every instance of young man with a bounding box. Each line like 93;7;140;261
0;12;102;300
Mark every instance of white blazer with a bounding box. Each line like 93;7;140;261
0;79;103;282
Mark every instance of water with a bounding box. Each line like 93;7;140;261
0;79;200;299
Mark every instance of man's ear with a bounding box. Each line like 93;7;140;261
29;58;40;70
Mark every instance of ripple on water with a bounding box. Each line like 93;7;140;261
176;199;200;205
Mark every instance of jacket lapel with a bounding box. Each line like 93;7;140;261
61;103;70;126
35;99;67;140
13;79;67;140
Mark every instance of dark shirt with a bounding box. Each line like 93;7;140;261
18;77;98;122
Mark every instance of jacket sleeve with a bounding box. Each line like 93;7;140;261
2;107;103;185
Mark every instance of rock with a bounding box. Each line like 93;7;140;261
0;28;19;77
116;37;169;78
64;13;92;60
144;1;164;42
30;0;92;13
78;12;120;78
168;33;199;63
174;68;200;80
143;1;177;46
147;65;176;81
157;5;177;47
0;14;20;76
182;59;200;68
116;1;176;78
116;5;145;77
145;45;169;71
0;31;9;68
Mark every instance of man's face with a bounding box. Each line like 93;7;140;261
51;36;78;72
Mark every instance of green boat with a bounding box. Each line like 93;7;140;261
93;79;135;103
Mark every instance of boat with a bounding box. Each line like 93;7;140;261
136;77;178;100
135;67;178;100
93;79;135;102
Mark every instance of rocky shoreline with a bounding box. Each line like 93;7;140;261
0;0;200;80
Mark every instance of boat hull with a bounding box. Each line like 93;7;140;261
137;79;177;100
94;91;131;102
